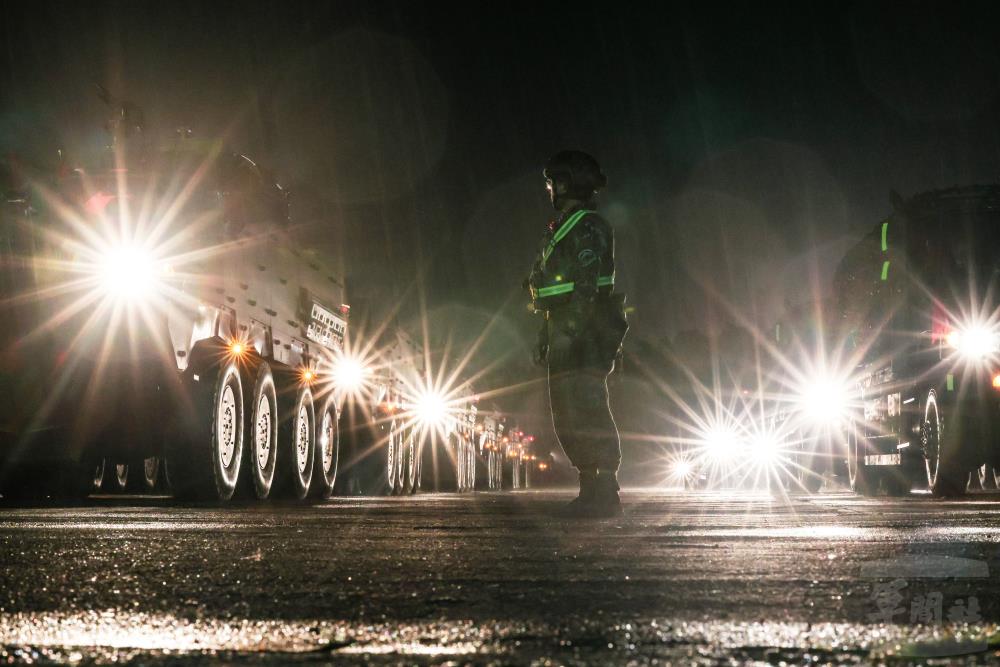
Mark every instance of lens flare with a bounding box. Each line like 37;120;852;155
98;244;157;300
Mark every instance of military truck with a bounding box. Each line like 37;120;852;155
837;186;1000;496
0;100;348;502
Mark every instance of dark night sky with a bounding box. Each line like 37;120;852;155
4;0;1000;397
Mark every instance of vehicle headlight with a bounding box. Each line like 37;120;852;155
332;355;368;391
702;427;741;461
947;325;999;360
750;434;781;462
413;390;448;427
672;460;693;478
799;374;850;426
99;244;158;300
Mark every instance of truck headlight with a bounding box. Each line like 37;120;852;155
414;390;448;428
799;374;849;426
99;244;158;300
947;325;999;360
332;355;368;391
701;427;741;461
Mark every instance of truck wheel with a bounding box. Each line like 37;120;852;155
978;464;998;491
275;385;315;500
125;457;159;492
169;356;245;502
466;441;477;490
796;467;823;494
399;429;419;494
241;362;278;500
100;460;128;493
492;451;503;489
847;421;877;496
924;389;966;497
310;395;339;499
385;419;400;494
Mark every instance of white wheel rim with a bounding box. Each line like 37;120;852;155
296;404;310;474
144;458;158;485
256;394;272;471
115;464;128;487
924;395;941;487
218;383;237;469
321;410;335;473
387;423;396;488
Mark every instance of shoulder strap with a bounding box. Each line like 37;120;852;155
542;209;591;264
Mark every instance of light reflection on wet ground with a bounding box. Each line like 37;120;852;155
5;490;1000;664
2;611;999;664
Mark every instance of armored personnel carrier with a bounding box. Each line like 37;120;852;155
0;99;349;501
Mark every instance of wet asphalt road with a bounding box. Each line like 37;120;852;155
4;489;1000;664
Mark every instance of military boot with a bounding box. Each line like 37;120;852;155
556;469;598;517
588;470;624;518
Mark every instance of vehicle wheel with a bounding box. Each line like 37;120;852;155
846;421;877;496
241;362;278;500
311;394;339;499
979;464;998;491
511;458;522;490
453;437;466;492
384;418;399;494
796;467;824;494
169;353;245;502
100;460;128;493
466;440;477;490
275;385;315;500
924;389;966;497
125;456;159;492
405;434;421;494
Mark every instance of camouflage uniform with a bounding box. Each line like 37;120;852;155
528;205;626;474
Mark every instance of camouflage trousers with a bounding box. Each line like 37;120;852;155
546;325;621;473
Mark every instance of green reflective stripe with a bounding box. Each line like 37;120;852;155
536;275;614;299
881;221;889;252
542;209;591;264
536;283;576;298
880;260;890;281
947;373;955;391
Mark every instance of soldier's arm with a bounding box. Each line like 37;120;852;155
568;216;609;303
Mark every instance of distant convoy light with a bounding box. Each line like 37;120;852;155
672;460;693;478
993;373;1000;390
799;375;849;426
750;434;780;462
414;390;448;427
947;324;1000;360
702;427;741;461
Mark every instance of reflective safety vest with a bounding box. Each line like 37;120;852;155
532;209;615;301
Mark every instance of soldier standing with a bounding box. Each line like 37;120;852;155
526;150;628;518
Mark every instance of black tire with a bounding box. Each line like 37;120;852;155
402;432;421;495
924;389;966;497
796;465;824;494
168;353;245;502
240;362;278;500
275;385;315;500
847;421;878;496
310;393;339;499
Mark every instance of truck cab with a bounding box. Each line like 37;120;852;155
836;186;1000;496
